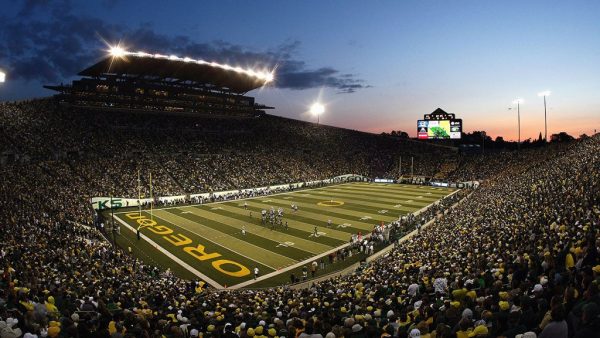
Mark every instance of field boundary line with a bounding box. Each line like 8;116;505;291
112;214;223;288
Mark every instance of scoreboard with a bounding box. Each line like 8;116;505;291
417;108;462;139
417;119;462;139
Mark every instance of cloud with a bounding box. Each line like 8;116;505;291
0;2;368;93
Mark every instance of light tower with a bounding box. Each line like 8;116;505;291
310;102;325;124
0;70;6;83
512;98;524;150
538;91;551;142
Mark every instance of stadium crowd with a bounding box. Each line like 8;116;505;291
0;100;599;338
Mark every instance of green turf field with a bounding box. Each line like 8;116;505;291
112;182;455;288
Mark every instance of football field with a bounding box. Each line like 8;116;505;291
113;182;455;288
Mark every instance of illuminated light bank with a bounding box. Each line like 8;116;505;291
109;45;274;83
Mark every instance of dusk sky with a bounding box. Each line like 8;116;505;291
1;0;599;140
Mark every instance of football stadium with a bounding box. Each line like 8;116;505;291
1;2;600;338
111;182;456;289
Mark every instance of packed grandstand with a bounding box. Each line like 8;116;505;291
0;94;599;338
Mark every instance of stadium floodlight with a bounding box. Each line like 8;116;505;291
310;103;325;124
538;91;551;142
109;45;126;58
105;46;275;84
0;70;5;83
538;90;551;97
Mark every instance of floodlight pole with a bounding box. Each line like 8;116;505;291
517;101;521;151
543;95;547;142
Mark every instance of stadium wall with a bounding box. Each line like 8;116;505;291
92;174;369;210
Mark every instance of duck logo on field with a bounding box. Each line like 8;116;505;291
317;200;344;207
337;223;352;228
276;241;295;247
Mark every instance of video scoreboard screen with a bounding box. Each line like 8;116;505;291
417;119;462;139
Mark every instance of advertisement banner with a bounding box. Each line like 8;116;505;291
91;197;153;210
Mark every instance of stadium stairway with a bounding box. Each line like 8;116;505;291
159;159;187;194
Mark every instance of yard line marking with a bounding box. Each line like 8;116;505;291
187;206;335;252
247;196;395;222
309;189;439;206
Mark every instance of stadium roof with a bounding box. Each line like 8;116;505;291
79;52;274;93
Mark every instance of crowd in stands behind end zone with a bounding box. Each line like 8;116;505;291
0;99;597;338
